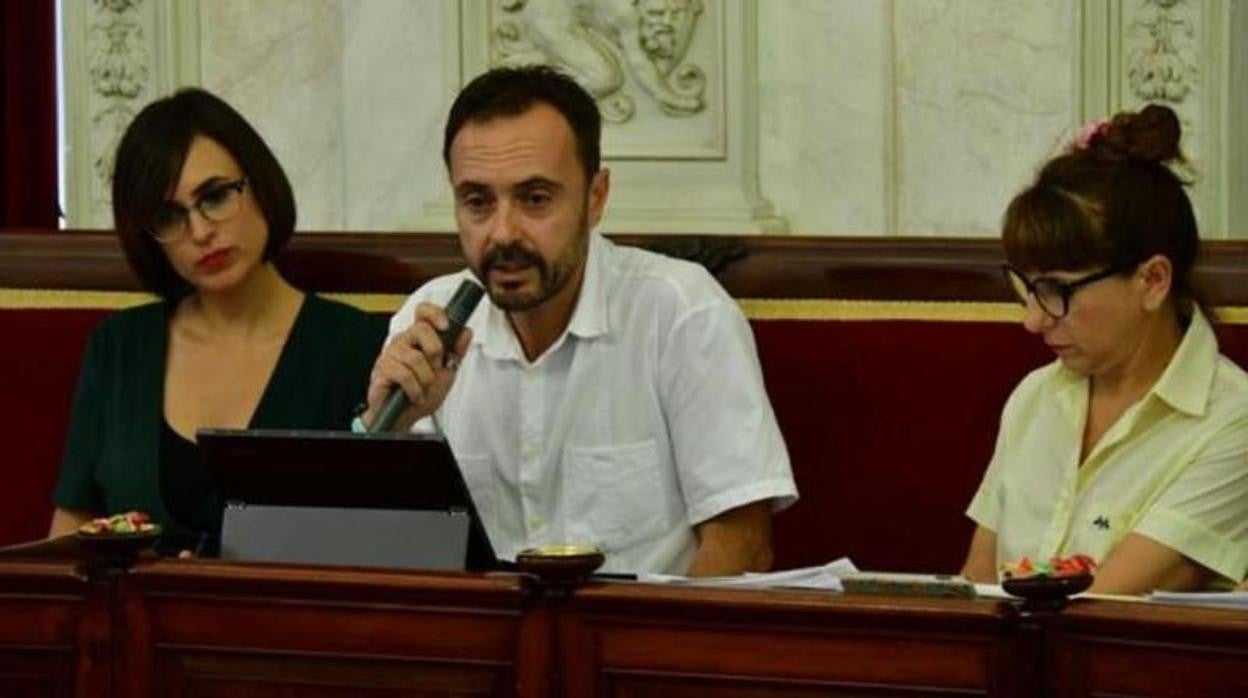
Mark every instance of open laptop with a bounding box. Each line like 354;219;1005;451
198;428;498;571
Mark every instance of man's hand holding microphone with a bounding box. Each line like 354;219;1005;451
362;280;484;433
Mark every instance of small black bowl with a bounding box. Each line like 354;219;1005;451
514;544;605;584
74;528;161;573
1002;573;1093;612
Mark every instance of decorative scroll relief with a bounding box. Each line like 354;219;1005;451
451;0;779;233
85;0;153;214
487;0;723;158
1121;0;1204;182
1103;0;1229;236
1126;0;1197;103
495;0;706;122
64;0;200;227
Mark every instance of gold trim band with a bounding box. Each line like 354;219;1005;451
0;289;410;314
0;289;156;310
3;288;1248;325
739;299;1023;323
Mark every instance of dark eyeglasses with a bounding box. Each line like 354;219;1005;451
147;177;248;244
1002;262;1134;319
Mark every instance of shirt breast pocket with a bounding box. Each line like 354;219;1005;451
563;439;674;553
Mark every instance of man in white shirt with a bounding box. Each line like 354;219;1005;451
363;66;796;575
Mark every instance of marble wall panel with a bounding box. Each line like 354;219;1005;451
69;0;1240;236
198;0;346;229
758;0;889;234
1230;0;1247;236
894;0;1079;235
341;0;453;231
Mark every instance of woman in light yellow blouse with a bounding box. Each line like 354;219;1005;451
961;105;1248;594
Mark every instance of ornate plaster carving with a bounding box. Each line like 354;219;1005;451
88;19;148;99
85;0;152;208
438;0;777;231
1127;0;1197;103
492;0;707;124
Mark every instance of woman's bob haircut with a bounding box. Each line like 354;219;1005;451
111;88;296;299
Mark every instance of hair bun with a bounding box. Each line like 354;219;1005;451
1102;103;1183;164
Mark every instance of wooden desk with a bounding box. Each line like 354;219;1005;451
3;557;1246;697
118;560;549;697
559;582;1037;697
0;559;104;698
1053;599;1248;698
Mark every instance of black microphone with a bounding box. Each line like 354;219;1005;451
369;279;485;433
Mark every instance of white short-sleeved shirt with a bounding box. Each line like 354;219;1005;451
967;309;1248;585
389;233;797;574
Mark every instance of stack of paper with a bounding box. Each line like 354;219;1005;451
973;584;1011;599
1147;591;1248;610
638;558;858;591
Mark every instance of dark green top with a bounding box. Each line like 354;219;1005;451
53;294;388;554
159;419;215;554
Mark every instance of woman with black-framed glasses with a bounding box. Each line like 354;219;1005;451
46;89;388;556
960;104;1248;594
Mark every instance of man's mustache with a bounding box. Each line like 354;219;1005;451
481;243;547;277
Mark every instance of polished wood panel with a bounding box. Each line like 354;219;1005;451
6;229;1248;303
558;582;1039;697
118;560;551;698
1052;600;1248;698
1;557;1247;697
0;560;103;698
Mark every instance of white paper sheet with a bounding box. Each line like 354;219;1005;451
973;584;1012;599
638;558;859;590
1148;591;1248;609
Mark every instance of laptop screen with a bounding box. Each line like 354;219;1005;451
197;428;498;571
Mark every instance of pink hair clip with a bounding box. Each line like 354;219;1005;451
1074;118;1109;150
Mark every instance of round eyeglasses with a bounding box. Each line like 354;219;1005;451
1001;262;1133;319
147;177;248;244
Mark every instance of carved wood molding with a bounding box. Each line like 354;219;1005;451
4;228;1248;303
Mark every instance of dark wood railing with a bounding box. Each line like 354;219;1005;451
5;228;1248;303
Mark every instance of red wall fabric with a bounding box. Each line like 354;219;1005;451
0;309;1054;571
0;309;100;544
1;0;59;227
4;309;1243;576
756;320;1049;573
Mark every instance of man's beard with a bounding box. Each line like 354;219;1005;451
478;208;590;312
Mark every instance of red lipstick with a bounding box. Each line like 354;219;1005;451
196;248;232;271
